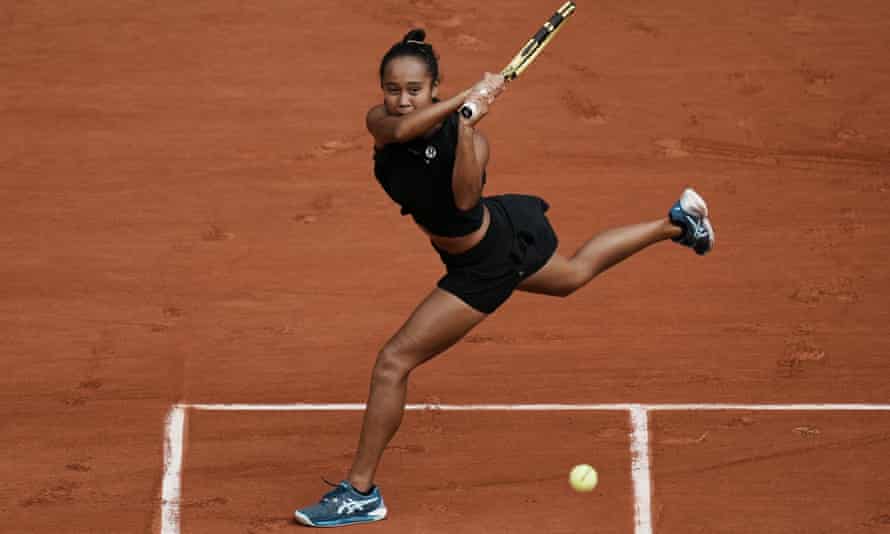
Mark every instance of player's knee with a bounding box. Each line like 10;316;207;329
373;344;413;384
553;271;585;297
552;285;577;298
548;261;591;297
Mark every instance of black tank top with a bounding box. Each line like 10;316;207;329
373;112;486;237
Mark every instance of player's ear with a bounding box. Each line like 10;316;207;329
431;80;439;99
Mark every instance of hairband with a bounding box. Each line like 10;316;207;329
406;39;426;45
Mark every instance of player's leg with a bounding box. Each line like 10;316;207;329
518;218;679;296
294;288;486;527
347;288;486;490
519;188;713;297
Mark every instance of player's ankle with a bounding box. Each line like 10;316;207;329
663;217;683;240
347;478;374;495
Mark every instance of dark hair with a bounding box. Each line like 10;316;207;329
378;29;440;84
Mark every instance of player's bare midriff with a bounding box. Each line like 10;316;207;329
423;204;490;255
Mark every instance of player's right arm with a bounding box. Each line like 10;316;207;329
366;90;470;146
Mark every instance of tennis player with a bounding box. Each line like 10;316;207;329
294;29;714;528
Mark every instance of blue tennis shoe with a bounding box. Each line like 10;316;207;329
669;188;715;255
294;480;387;528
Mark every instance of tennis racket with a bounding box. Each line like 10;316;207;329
460;1;576;120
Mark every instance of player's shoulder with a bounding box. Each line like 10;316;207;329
366;105;390;149
366;104;387;126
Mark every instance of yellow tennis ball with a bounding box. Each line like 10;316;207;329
569;464;598;492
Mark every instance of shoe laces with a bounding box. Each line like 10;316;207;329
684;213;708;237
320;477;349;503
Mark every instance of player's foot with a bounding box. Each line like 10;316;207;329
668;188;715;255
294;480;387;528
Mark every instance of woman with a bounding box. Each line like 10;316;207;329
294;29;714;528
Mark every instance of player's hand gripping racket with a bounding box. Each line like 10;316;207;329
460;1;576;120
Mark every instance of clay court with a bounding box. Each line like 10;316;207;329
3;1;890;533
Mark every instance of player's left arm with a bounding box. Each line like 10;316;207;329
452;78;501;211
452;121;490;212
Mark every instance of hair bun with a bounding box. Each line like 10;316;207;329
402;29;427;45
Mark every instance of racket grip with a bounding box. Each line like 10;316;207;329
459;101;478;120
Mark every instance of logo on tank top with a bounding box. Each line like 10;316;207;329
424;145;437;161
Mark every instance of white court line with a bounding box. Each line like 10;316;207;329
647;403;890;411
186;403;636;411
161;406;186;534
185;402;890;411
630;406;653;534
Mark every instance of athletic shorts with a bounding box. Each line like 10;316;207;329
434;194;559;314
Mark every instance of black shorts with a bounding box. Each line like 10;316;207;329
434;194;559;314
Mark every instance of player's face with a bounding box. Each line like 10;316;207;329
381;56;438;116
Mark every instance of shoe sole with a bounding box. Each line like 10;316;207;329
679;188;708;218
294;508;388;528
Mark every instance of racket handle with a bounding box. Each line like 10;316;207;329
459;101;478;120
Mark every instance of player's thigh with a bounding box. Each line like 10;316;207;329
516;252;580;297
383;287;487;368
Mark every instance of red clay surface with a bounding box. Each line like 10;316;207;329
652;411;890;533
184;410;634;533
2;0;889;532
